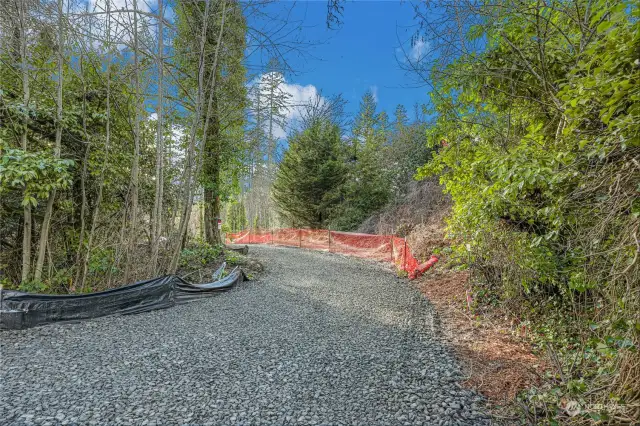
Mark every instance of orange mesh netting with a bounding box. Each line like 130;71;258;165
226;228;432;279
329;231;392;262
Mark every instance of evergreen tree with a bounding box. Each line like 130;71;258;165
272;119;346;228
330;91;391;230
262;59;292;172
242;57;291;229
350;89;377;160
387;104;431;199
393;104;409;129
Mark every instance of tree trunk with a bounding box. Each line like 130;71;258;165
150;0;164;275
73;3;91;290
124;0;142;283
81;0;112;291
203;91;222;246
169;0;227;273
168;0;214;274
19;0;32;284
34;0;65;282
204;192;222;245
200;202;206;240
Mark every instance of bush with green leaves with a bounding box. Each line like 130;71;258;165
0;147;74;208
415;0;639;421
179;240;223;271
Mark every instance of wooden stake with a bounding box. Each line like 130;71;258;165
403;238;407;271
390;236;394;262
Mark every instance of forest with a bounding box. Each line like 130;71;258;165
0;0;638;423
0;0;431;291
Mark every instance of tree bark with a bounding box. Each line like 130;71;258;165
81;0;112;291
124;0;142;283
203;90;222;245
19;0;32;284
150;0;164;275
169;0;227;273
73;2;91;290
34;0;65;282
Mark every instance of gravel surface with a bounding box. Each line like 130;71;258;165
1;246;491;426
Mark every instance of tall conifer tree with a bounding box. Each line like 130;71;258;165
272;119;345;228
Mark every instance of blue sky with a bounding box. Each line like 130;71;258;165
87;0;429;132
246;1;429;122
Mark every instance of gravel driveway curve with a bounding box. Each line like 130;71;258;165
1;246;491;426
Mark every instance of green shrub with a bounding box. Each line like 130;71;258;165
179;240;223;271
415;0;639;421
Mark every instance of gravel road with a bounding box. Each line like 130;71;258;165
1;246;491;426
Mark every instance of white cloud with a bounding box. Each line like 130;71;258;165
370;85;378;103
171;124;185;142
409;38;428;63
84;0;153;50
251;73;324;139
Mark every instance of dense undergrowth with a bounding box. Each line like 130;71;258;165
3;238;240;294
411;0;639;423
0;0;247;293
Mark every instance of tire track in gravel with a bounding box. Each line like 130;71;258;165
1;245;492;426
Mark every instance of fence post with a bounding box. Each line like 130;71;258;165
299;228;302;248
271;229;274;245
390;235;394;262
328;228;331;252
404;238;407;271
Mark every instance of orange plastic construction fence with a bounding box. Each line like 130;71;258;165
226;228;434;279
